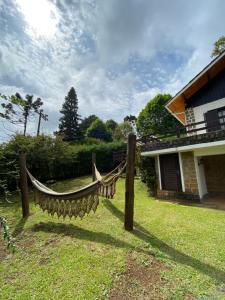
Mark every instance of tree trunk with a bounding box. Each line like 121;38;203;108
23;115;27;136
37;111;42;136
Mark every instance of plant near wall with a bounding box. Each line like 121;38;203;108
0;148;17;253
139;156;157;196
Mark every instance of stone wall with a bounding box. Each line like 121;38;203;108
203;154;225;194
181;151;199;197
185;107;196;124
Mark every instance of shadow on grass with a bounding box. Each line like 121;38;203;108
12;217;28;237
32;221;150;255
31;199;225;285
102;200;225;284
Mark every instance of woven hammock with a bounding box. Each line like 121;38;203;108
26;161;126;219
94;161;126;199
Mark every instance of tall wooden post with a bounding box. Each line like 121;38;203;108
92;152;96;181
124;133;136;231
19;152;29;218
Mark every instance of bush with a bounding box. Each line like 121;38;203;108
139;156;157;196
1;135;126;191
86;119;112;142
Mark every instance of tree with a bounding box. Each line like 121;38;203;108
136;94;181;136
37;109;48;136
21;94;43;135
86;118;112;142
113;121;134;141
0;93;46;136
58;87;81;141
105;119;118;133
211;36;225;57
80;115;98;137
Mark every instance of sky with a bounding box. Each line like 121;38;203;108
0;0;225;140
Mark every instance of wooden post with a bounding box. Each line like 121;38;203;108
19;152;29;218
92;152;96;181
124;133;136;231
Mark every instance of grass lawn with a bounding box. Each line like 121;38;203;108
1;177;225;299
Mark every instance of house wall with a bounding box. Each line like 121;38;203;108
155;151;200;200
202;154;225;194
193;97;225;134
180;152;199;197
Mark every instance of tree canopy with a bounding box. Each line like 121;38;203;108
113;121;134;141
211;36;225;57
136;93;181;136
58;87;81;141
86;118;112;142
80;114;98;136
105;119;118;133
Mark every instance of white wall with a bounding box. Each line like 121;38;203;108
193;97;225;134
194;156;207;199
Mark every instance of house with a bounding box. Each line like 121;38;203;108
141;51;225;201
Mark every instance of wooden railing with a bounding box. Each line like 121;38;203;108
138;116;225;144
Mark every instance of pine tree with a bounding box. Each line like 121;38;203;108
58;87;81;141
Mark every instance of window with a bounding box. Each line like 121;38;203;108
205;106;225;132
218;108;225;130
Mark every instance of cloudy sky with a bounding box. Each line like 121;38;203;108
0;0;224;140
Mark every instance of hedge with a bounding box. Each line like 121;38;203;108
0;135;126;191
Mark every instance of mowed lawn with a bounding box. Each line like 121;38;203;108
1;177;225;299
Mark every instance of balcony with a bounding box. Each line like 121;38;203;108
140;116;225;153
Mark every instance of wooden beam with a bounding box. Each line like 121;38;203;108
92;152;96;182
19;152;29;218
124;133;136;231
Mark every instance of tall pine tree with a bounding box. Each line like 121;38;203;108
58;87;81;141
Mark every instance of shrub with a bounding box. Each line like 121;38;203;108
86;119;112;142
1;134;126;190
139;156;157;196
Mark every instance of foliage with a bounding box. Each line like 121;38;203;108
19;94;44;135
80;115;98;137
0;93;25;123
0;217;15;253
0;145;18;254
139;156;157;196
136;93;181;136
105;119;118;133
3;134;125;184
113;121;134;141
211;35;225;57
58;87;82;141
0;93;47;136
124;115;137;128
86;119;112;142
0;144;20;194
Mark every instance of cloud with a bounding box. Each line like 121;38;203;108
0;0;225;141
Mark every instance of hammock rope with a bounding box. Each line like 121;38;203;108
94;161;126;198
26;161;126;219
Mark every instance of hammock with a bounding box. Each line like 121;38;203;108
26;161;126;219
94;161;126;199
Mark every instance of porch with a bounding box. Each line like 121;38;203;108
140;121;225;204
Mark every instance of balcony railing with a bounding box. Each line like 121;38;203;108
139;116;225;152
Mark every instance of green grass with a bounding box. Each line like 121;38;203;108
1;177;225;299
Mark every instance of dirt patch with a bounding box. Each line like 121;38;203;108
108;253;169;300
0;243;10;260
16;233;37;250
44;236;60;247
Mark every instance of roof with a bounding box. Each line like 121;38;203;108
166;51;225;124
